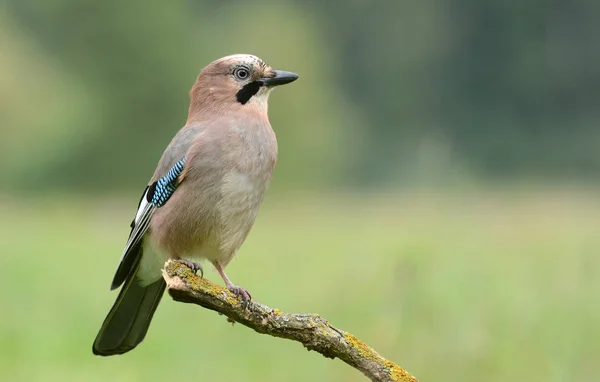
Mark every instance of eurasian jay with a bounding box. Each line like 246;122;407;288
93;54;298;356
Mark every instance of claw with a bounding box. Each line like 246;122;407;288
228;285;252;308
177;259;204;278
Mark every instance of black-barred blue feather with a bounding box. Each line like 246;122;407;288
151;158;186;207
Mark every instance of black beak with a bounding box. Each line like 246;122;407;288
259;70;299;87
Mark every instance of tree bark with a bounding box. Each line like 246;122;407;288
162;260;417;382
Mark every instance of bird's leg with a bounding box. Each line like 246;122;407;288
175;258;204;278
212;261;252;304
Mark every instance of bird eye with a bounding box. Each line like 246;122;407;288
234;67;250;81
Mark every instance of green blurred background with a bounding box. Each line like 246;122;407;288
1;1;599;381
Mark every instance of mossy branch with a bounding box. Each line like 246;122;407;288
162;260;417;382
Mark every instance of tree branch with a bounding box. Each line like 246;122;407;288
162;260;418;382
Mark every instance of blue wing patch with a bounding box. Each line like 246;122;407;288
150;158;186;207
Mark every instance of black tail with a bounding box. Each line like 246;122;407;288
92;271;165;356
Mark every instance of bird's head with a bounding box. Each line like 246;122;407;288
188;54;298;119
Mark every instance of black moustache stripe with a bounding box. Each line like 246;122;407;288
236;81;262;105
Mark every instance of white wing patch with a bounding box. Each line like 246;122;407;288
134;191;150;224
115;191;154;268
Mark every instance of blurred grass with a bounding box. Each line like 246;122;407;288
0;190;599;381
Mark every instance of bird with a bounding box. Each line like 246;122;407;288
92;54;298;356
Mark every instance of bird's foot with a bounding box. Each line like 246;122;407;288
176;259;204;278
227;284;252;306
212;262;251;307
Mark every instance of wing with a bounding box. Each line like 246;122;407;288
110;157;187;290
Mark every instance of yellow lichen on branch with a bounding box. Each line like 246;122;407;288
344;333;414;381
162;260;417;382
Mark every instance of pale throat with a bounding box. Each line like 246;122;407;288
247;87;272;114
